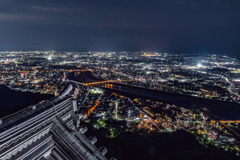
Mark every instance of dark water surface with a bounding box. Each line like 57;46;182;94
0;85;53;118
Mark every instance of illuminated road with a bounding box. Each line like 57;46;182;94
84;94;102;118
127;98;161;131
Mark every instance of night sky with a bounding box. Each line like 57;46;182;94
0;0;240;57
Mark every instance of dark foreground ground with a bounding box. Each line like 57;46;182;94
84;121;239;160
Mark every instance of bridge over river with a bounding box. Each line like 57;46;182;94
68;70;240;120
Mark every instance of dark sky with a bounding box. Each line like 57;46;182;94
0;0;240;56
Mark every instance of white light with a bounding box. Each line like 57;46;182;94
47;56;52;60
197;63;203;68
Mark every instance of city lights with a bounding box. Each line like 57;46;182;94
1;51;240;158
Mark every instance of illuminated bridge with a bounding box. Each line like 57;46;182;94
68;70;240;120
0;84;113;160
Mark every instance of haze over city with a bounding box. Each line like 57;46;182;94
0;0;240;57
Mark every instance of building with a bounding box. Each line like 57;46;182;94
0;84;112;160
